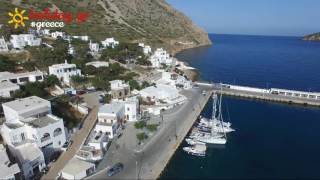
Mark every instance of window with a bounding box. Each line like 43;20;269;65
53;128;62;137
36;76;43;81
19;77;29;83
9;79;17;83
21;133;25;141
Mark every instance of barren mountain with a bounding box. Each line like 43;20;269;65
1;0;212;54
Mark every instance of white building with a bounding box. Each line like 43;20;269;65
143;45;152;55
156;71;192;89
138;43;152;55
0;96;67;178
0;36;9;52
0;144;21;180
10;34;41;49
87;131;108;150
110;80;130;99
0;81;20;98
9;142;45;179
68;42;75;55
50;31;66;39
61;157;95;180
95;102;124;139
101;38;119;48
76;145;103;162
149;48;173;68
139;84;186;105
72;35;89;41
85;61;109;68
49;61;81;85
113;96;139;122
89;41;100;52
0;71;44;85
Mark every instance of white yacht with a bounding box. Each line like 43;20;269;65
196;93;228;145
185;138;205;145
183;144;207;157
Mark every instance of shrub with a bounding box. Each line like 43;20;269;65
134;121;146;129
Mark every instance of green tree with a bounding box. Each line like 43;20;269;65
91;77;110;91
128;80;140;90
146;124;158;132
136;132;148;142
45;75;61;87
134;121;146;129
0;55;16;72
23;82;48;98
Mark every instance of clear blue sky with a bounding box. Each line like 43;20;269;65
167;0;320;36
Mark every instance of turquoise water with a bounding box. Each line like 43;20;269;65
161;34;320;179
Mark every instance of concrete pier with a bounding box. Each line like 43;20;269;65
196;82;320;107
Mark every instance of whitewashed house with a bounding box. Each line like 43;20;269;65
112;96;139;122
72;35;89;41
0;36;9;52
9;142;45;180
89;41;100;52
156;71;192;89
0;71;44;85
85;61;109;68
50;31;66;39
68;42;75;55
110;80;130;99
61;157;95;180
0;96;67;178
0;81;20;98
101;38;119;48
139;84;186;105
10;34;41;49
95;102;124;139
49;61;81;85
149;48;173;68
143;45;152;55
0;144;21;180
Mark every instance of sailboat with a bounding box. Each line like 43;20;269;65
196;92;228;145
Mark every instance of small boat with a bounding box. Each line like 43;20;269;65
196;136;227;145
200;117;232;128
183;144;207;157
185;138;205;145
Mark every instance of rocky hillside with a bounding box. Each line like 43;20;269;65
303;32;320;41
1;0;211;54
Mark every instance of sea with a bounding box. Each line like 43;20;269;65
160;34;320;179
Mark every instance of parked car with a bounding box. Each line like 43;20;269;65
107;163;124;177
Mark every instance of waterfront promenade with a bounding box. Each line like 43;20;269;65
88;85;212;179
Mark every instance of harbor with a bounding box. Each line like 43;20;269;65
88;85;213;179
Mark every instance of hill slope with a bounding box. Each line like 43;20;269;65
1;0;211;54
303;32;320;41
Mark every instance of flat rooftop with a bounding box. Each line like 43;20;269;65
0;81;19;90
99;102;123;115
15;142;42;163
0;71;43;81
0;144;20;178
3;96;50;112
62;157;94;176
22;115;60;128
49;63;76;69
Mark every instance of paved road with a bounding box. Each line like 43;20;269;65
88;86;212;179
42;106;99;180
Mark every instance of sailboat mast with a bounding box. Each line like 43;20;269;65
219;87;227;139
